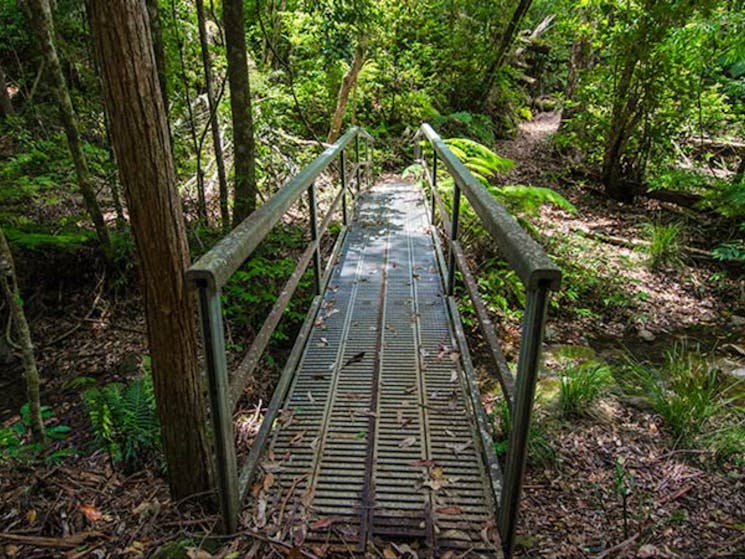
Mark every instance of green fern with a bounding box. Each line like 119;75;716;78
83;373;161;472
443;137;575;217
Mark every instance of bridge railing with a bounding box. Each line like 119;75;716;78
186;127;373;533
414;123;560;558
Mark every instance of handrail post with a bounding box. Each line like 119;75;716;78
364;137;372;187
308;181;322;294
446;182;461;295
195;281;239;533
340;150;348;226
430;151;438;224
355;135;361;193
499;282;551;558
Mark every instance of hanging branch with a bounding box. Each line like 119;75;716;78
169;0;208;222
254;2;324;147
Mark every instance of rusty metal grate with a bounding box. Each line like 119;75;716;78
250;179;502;557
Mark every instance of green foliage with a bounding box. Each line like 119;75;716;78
559;360;612;418
643;220;683;270
433;112;497;146
492;398;557;469
83;372;161;473
0;404;72;464
476;259;526;316
621;345;726;447
222;254;313;343
443;137;575;218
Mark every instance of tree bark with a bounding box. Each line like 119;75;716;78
146;0;168;113
0;64;14;116
89;0;213;500
223;0;258;226
327;44;365;144
0;228;44;443
480;0;534;98
196;0;230;231
27;0;113;264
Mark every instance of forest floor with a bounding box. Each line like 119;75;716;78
1;114;744;559
489;112;745;559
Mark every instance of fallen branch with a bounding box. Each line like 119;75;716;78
575;228;740;262
0;531;101;549
596;533;640;558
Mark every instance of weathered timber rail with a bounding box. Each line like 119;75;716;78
186;124;560;558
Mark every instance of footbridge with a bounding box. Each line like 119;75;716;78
186;125;560;558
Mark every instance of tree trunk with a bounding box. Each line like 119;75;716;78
196;0;230;231
0;228;44;443
171;0;207;222
602;52;640;203
89;0;213;500
327;44;365;144
146;0;168;113
223;0;258;226
27;0;113;264
480;0;534;98
0;64;14;116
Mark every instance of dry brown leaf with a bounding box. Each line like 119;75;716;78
263;472;275;491
399;436;417;448
383;546;397;559
441;529;471;541
310;517;337;530
186;548;212;559
79;503;102;523
436;506;463;515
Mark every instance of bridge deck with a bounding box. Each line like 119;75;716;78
249;179;501;556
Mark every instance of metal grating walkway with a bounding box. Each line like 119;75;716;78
250;178;502;557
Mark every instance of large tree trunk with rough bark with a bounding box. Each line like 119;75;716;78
223;0;258;226
327;44;365;144
146;0;168;113
27;0;113;264
0;64;14;116
89;0;213;500
0;228;44;443
196;0;230;230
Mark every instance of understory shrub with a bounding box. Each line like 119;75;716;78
83;372;161;472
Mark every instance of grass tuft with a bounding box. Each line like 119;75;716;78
559;361;613;418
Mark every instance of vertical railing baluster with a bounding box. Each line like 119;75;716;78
355;134;361;194
365;136;372;187
196;282;239;533
308;181;322;295
498;282;551;558
446;181;461;295
431;151;438;224
340;150;348;226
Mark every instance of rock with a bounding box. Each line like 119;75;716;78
639;328;656;342
731;315;745;327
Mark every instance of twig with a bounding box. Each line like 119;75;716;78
42;274;106;347
595;532;640;558
79;318;145;335
277;474;309;526
0;531;101;549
